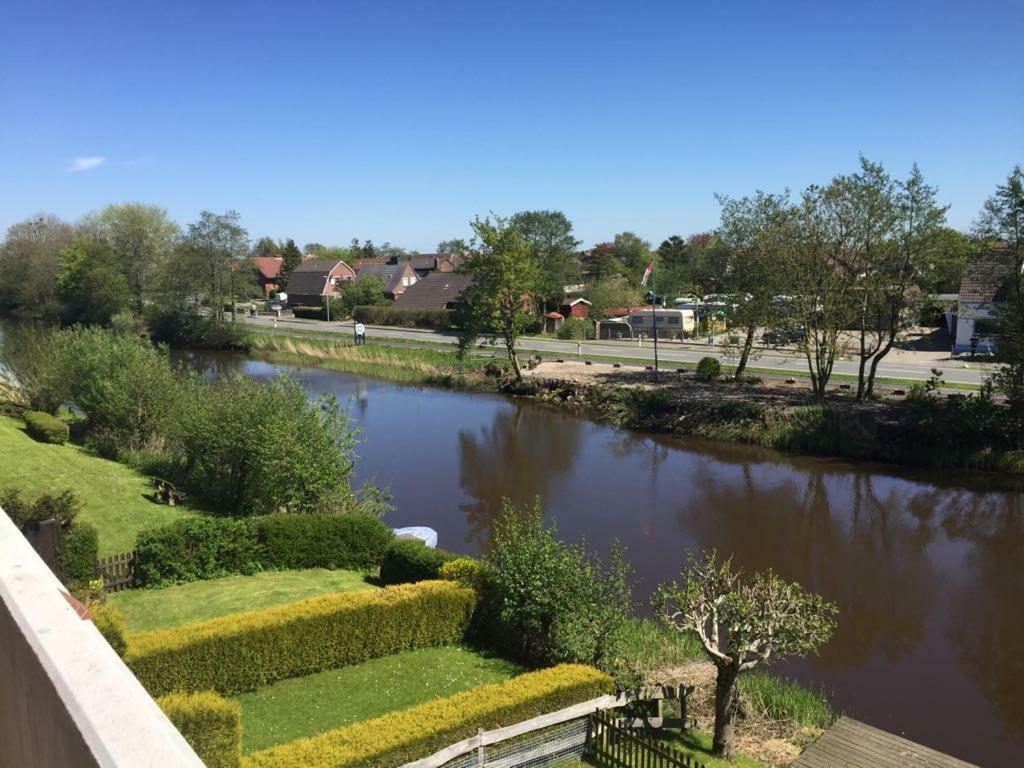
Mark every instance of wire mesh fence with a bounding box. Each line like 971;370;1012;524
432;717;590;768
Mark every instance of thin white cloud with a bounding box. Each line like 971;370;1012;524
68;156;106;173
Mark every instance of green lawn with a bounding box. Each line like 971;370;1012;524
0;415;195;555
110;569;376;632
235;646;524;753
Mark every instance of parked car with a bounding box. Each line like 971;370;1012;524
762;326;806;346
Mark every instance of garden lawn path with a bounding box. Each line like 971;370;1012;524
110;569;376;632
235;646;524;753
0;415;195;555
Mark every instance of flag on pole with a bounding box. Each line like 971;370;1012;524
640;261;654;286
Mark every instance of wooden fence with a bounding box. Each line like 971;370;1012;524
95;551;137;592
586;709;707;768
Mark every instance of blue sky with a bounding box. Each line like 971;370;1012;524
2;0;1021;250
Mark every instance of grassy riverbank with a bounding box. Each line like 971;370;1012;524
250;333;504;387
0;415;195;554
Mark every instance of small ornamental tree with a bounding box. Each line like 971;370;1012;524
459;216;542;380
656;552;837;759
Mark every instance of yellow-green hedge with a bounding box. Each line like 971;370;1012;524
158;691;242;768
128;580;476;696
243;664;613;768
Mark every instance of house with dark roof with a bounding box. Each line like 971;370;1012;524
408;253;466;278
952;253;1012;354
284;259;356;306
251;256;284;298
355;261;418;299
392;272;474;310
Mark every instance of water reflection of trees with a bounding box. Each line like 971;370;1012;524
457;402;583;547
677;461;935;668
938;492;1024;745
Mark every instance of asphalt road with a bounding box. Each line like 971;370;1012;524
242;314;995;386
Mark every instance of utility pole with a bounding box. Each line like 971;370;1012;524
651;268;659;380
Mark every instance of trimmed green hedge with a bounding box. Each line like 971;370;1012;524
158;692;242;768
91;603;127;656
243;664;614;768
134;517;262;587
260;514;392;570
134;514;394;587
292;306;327;320
61;522;98;583
24;410;69;444
127;580;476;696
353;305;452;330
380;539;459;584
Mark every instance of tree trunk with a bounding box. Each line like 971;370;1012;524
712;664;741;758
733;325;756;381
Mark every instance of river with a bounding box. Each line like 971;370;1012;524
171;351;1024;767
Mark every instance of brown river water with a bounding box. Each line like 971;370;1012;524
187;352;1024;765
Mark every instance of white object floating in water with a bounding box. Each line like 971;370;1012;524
393;526;438;549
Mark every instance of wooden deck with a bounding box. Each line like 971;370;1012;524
793;717;979;768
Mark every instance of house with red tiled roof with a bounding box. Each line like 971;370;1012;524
251;256;284;298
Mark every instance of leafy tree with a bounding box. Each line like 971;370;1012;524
509;210;581;311
458;216;542;380
685;233;731;295
657;235;689;271
612;231;654;281
582;243;626;281
584;277;642;319
928;227;982;294
177;375;356;515
0;324;71;413
339;275;388;316
975;165;1024;409
92;203;179;311
485;499;634;671
657;552;837;759
437;238;469;253
0;214;77;313
252;236;281;258
823;159;948;398
179;211;251;324
303;242;325;255
779;184;858;401
716;191;793;379
57;238;133;326
278;238;303;287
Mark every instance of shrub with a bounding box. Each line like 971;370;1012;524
258;514;393;571
484;500;634;674
1;488;81;528
353;306;452;330
134;517;263;587
695;357;721;381
158;692;242;768
380;539;459;584
439;557;488;590
61;522;98;583
555;318;593;340
244;664;614;768
24;410;69;444
176;375;356;516
292;306;325;320
126;580;476;696
91;603;127;657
